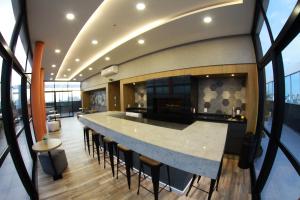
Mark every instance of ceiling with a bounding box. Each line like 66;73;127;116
27;0;255;82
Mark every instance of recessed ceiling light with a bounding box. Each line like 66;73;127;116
64;74;67;77
50;78;53;80
89;67;93;71
73;78;76;81
138;39;145;44
136;3;146;10
91;40;98;45
51;64;56;68
50;73;54;76
54;49;61;53
66;13;75;20
203;16;212;24
231;74;235;77
206;75;210;78
75;58;80;62
79;74;83;77
67;68;71;71
105;56;110;61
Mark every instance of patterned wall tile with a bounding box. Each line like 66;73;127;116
134;83;147;108
198;77;246;115
90;89;107;111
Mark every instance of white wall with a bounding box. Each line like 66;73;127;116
82;35;256;91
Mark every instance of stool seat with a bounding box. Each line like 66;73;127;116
103;136;114;143
117;144;131;152
139;155;161;167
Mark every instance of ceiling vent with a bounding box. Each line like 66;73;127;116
101;65;118;77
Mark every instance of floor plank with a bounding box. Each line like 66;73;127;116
38;117;251;200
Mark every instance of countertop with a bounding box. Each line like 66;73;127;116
79;111;228;179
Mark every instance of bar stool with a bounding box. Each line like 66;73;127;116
83;126;92;155
92;131;103;165
137;155;172;200
186;155;224;200
116;144;137;190
103;136;117;177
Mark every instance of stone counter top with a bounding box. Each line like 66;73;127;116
79;111;228;179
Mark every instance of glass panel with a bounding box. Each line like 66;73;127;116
55;82;68;91
17;131;33;178
15;36;27;70
259;22;271;56
0;57;7;154
11;69;23;133
282;34;300;76
67;82;80;91
27;83;31;117
0;0;16;44
254;134;270;178
264;62;274;132
281;34;300;160
264;0;297;39
56;91;72;117
45;82;55;91
26;60;32;73
261;148;300;199
0;153;29;200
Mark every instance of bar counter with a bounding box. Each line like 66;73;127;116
79;111;228;181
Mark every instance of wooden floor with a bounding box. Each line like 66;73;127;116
38;117;251;200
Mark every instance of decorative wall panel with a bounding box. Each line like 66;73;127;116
198;77;246;115
90;89;107;111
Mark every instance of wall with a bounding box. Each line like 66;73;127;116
198;76;246;115
82;35;255;91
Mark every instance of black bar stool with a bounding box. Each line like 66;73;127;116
186;155;224;200
116;144;137;190
92;131;103;165
103;136;117;177
137;155;171;200
83;126;92;155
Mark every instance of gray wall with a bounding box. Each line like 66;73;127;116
82;35;256;91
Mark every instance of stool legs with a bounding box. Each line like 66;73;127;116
137;162;142;195
107;142;115;177
208;179;216;200
186;174;197;196
166;166;172;192
92;134;101;165
124;151;133;189
151;166;160;200
85;129;91;155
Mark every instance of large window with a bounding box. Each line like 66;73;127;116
0;0;15;44
44;82;81;117
11;69;23;133
264;0;298;39
261;148;300;199
253;0;300;199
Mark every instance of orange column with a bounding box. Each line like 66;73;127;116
31;41;45;141
40;68;47;135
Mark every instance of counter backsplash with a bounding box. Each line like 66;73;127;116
198;77;246;115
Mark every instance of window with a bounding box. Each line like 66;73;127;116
264;62;274;132
254;134;270;178
0;0;15;44
11;69;23;133
15;36;27;70
258;17;271;56
17;131;33;178
0;154;29;199
264;0;297;39
261;148;300;200
281;34;300;161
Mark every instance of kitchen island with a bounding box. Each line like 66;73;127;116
79;111;228;191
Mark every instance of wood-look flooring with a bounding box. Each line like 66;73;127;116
38;117;251;200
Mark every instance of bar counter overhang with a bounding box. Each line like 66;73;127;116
79;111;228;180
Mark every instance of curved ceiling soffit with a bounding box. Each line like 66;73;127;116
56;0;243;81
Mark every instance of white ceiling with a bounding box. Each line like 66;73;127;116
27;0;255;82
